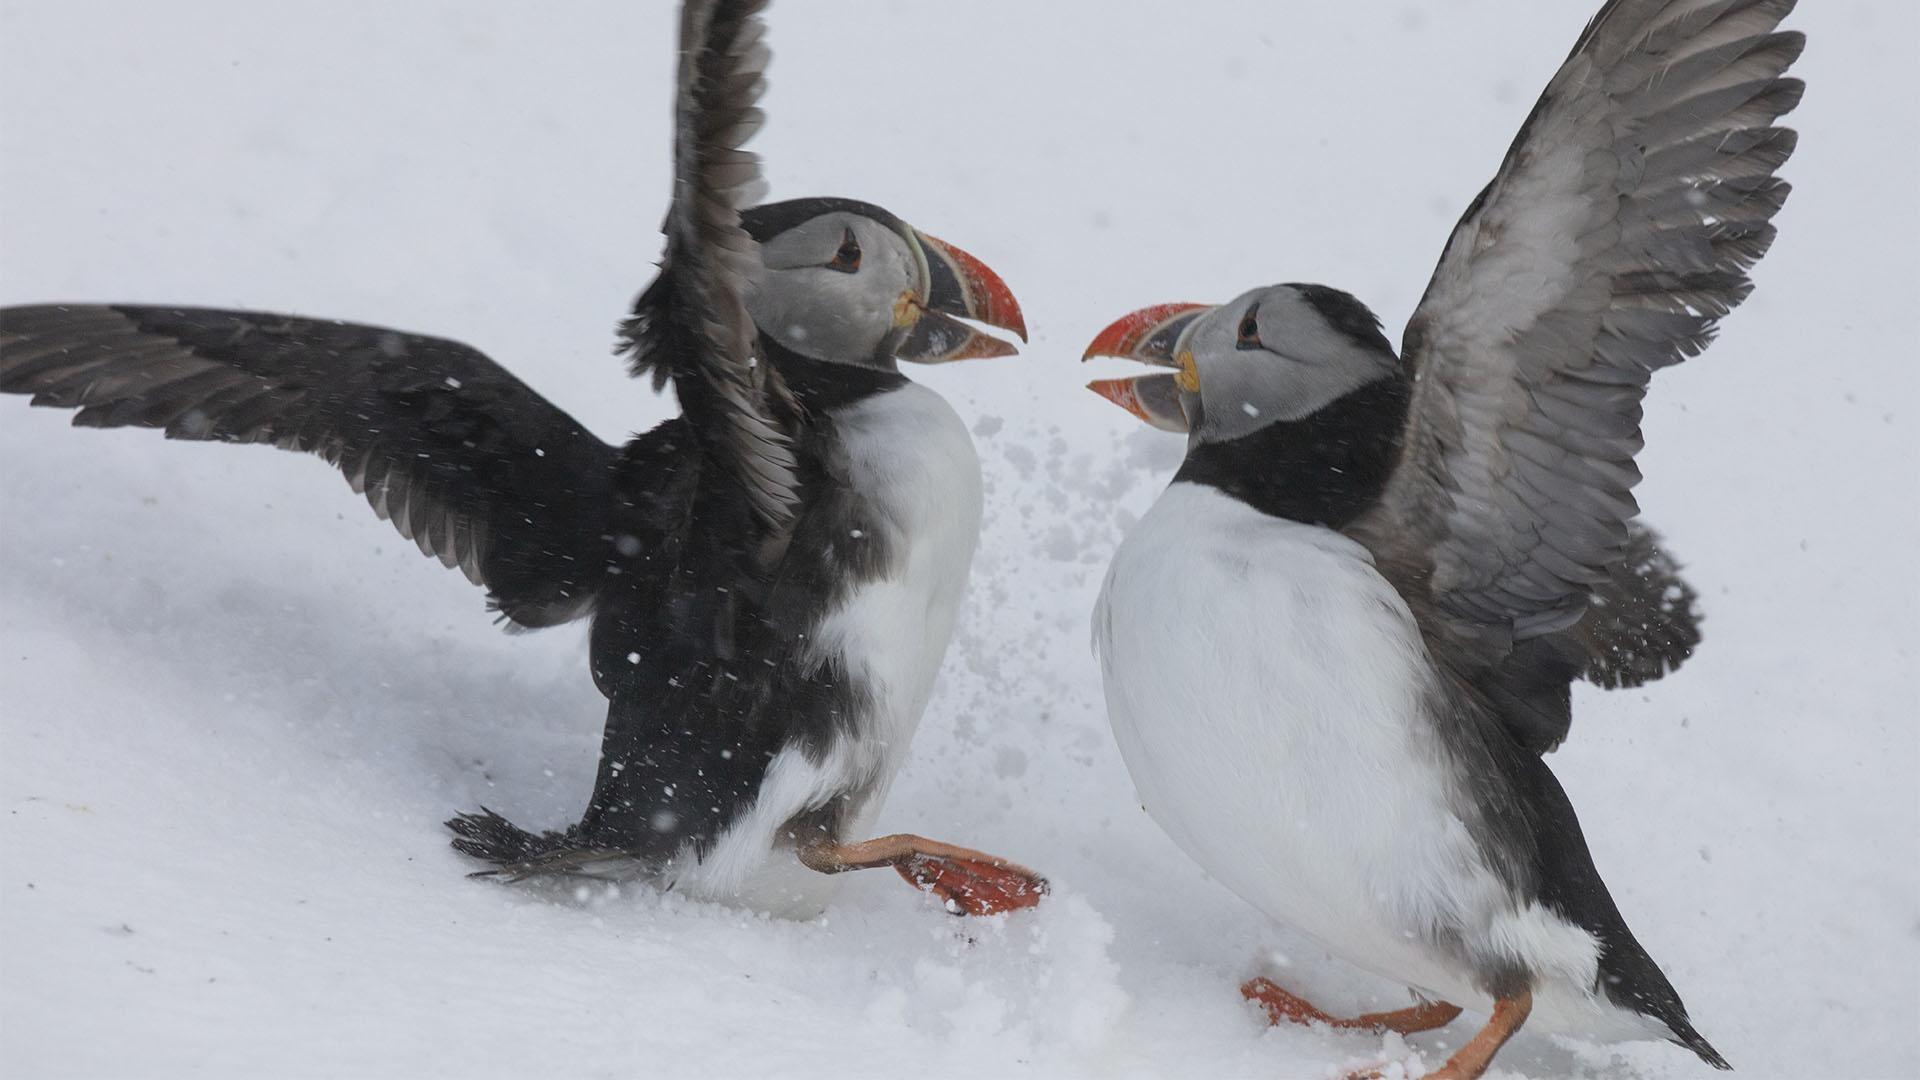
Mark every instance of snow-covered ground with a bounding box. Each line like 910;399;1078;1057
2;2;1914;1078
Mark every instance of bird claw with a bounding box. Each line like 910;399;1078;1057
894;852;1048;916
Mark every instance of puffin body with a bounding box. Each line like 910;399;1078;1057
1098;480;1681;1045
0;0;1043;918
679;379;980;914
476;186;1033;912
1084;0;1802;1074
591;366;983;916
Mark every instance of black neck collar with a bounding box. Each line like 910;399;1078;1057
762;338;908;413
1173;373;1412;529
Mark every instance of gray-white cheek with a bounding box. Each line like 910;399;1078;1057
1198;354;1378;440
821;296;892;359
745;287;803;353
1196;373;1288;441
765;290;892;362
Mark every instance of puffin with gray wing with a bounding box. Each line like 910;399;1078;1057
1083;0;1799;1075
0;0;1042;918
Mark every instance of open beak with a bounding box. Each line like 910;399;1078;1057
1082;302;1213;432
893;232;1027;364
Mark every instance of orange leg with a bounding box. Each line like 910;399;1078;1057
1347;991;1532;1080
1242;976;1461;1035
800;834;1048;916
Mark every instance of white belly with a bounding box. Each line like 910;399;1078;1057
1095;483;1622;1032
674;381;982;917
808;381;983;820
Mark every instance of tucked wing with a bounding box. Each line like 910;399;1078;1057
0;304;618;628
619;0;798;567
1354;0;1801;656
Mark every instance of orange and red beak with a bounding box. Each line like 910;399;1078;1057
1083;302;1213;432
895;232;1027;363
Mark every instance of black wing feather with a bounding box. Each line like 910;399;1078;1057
0;303;618;628
617;0;799;570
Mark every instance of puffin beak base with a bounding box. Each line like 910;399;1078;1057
892;290;920;329
1082;302;1213;431
892;231;1026;364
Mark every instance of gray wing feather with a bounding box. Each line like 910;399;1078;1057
619;0;798;559
1355;0;1802;650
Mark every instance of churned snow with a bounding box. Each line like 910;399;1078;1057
2;3;1915;1078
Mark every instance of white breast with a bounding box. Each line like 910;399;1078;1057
672;381;981;917
809;380;983;806
1095;483;1625;1034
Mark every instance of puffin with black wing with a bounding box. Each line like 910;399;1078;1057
0;0;1042;918
1083;0;1800;1075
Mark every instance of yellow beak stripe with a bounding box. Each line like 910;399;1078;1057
1175;350;1201;393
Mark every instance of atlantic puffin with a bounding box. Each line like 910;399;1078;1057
0;0;1043;918
1083;0;1800;1075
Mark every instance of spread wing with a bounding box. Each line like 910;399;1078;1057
1353;0;1802;656
0;304;618;629
618;0;799;567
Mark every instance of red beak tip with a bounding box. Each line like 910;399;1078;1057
950;334;1019;362
983;295;1027;342
918;230;1028;345
1086;377;1140;413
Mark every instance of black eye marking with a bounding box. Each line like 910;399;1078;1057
826;227;862;273
1236;303;1263;350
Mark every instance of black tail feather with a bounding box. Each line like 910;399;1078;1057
1508;753;1731;1071
445;808;633;881
1666;1015;1733;1071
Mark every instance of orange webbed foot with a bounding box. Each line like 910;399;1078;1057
1241;976;1460;1035
1336;992;1532;1080
801;833;1048;917
896;852;1048;916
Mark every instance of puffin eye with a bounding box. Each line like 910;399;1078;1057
1236;304;1263;350
826;227;862;273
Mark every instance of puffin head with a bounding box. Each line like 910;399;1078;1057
741;197;1026;369
1081;284;1398;443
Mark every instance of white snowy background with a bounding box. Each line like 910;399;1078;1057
1;2;1914;1078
